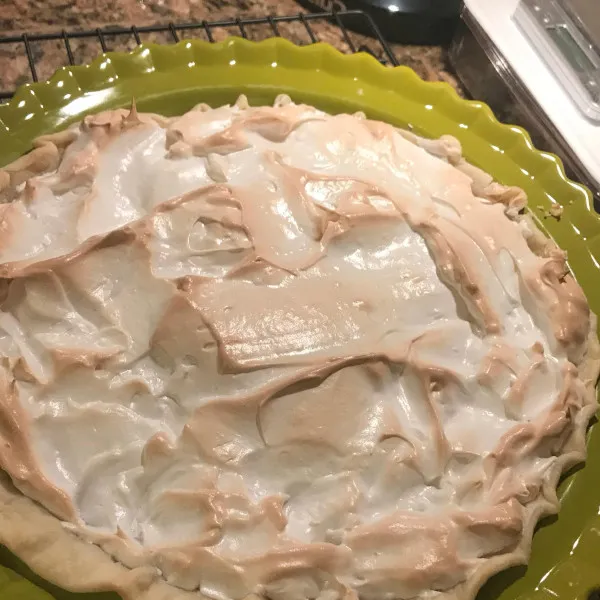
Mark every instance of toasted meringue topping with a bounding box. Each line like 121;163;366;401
0;97;594;600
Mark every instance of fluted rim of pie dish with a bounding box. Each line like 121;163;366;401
0;37;599;600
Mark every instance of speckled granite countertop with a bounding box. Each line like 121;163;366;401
0;0;464;99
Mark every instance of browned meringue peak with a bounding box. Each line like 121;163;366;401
524;248;590;364
165;100;326;158
345;500;523;600
400;133;529;217
0;364;77;522
0;239;175;384
0;97;595;600
141;185;254;280
147;294;321;410
0;136;65;201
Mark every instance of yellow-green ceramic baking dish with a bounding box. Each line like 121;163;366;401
0;36;599;600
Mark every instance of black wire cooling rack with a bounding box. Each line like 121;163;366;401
0;10;399;101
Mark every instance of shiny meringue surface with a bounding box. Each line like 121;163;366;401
0;97;594;600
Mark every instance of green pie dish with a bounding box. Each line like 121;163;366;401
0;36;599;600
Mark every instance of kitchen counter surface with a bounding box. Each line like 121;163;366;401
0;0;464;100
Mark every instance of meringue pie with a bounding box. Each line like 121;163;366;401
0;95;597;600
